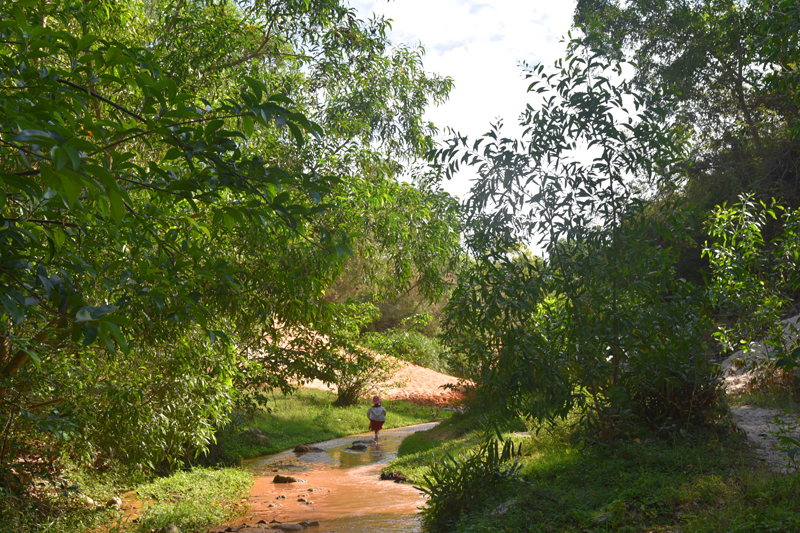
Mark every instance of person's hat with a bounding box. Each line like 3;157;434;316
372;395;381;405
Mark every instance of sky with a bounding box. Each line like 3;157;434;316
349;0;578;199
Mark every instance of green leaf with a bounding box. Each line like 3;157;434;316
12;6;29;30
244;77;263;103
104;320;130;354
107;186;126;225
243;115;254;137
0;294;25;324
287;123;304;148
58;174;80;209
12;129;59;146
75;308;93;322
83;324;98;345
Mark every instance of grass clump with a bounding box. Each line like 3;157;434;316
135;467;251;533
136;466;251;501
384;413;524;483
0;453;141;533
469;428;800;533
727;386;800;411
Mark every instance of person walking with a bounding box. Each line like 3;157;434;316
367;395;387;442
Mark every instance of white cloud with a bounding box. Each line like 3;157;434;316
350;0;577;198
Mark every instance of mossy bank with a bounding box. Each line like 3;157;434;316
385;403;800;533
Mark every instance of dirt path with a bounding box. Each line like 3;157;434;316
730;405;799;473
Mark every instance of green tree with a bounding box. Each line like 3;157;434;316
704;195;800;363
435;44;719;441
575;0;767;143
574;0;800;211
0;0;459;470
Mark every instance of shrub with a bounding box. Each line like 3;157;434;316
418;438;523;532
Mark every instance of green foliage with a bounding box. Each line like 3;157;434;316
418;438;524;532
0;0;459;477
704;196;800;373
768;411;800;471
434;42;720;441
576;0;766;142
394;415;800;533
574;0;800;214
456;431;800;533
0;0;336;470
762;0;800;136
136;466;250;502
312;302;401;406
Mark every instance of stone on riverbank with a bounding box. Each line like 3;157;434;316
272;474;306;483
293;445;324;453
240;428;270;446
380;471;408;483
106;496;122;509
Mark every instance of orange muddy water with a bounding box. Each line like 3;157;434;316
228;423;438;532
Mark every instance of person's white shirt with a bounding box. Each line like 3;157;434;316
367;406;386;422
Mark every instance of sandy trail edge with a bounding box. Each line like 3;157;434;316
730;406;799;473
723;314;800;472
303;359;469;407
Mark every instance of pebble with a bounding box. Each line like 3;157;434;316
210;520;319;533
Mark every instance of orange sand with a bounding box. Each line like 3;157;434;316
303;360;470;407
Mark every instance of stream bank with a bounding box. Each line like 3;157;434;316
211;422;438;533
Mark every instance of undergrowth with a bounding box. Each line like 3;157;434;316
361;329;455;375
388;412;800;533
727;386;800;411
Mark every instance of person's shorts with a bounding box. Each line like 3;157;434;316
369;420;385;431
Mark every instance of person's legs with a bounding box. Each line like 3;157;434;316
374;429;380;442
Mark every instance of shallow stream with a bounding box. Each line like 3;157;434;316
231;423;437;532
